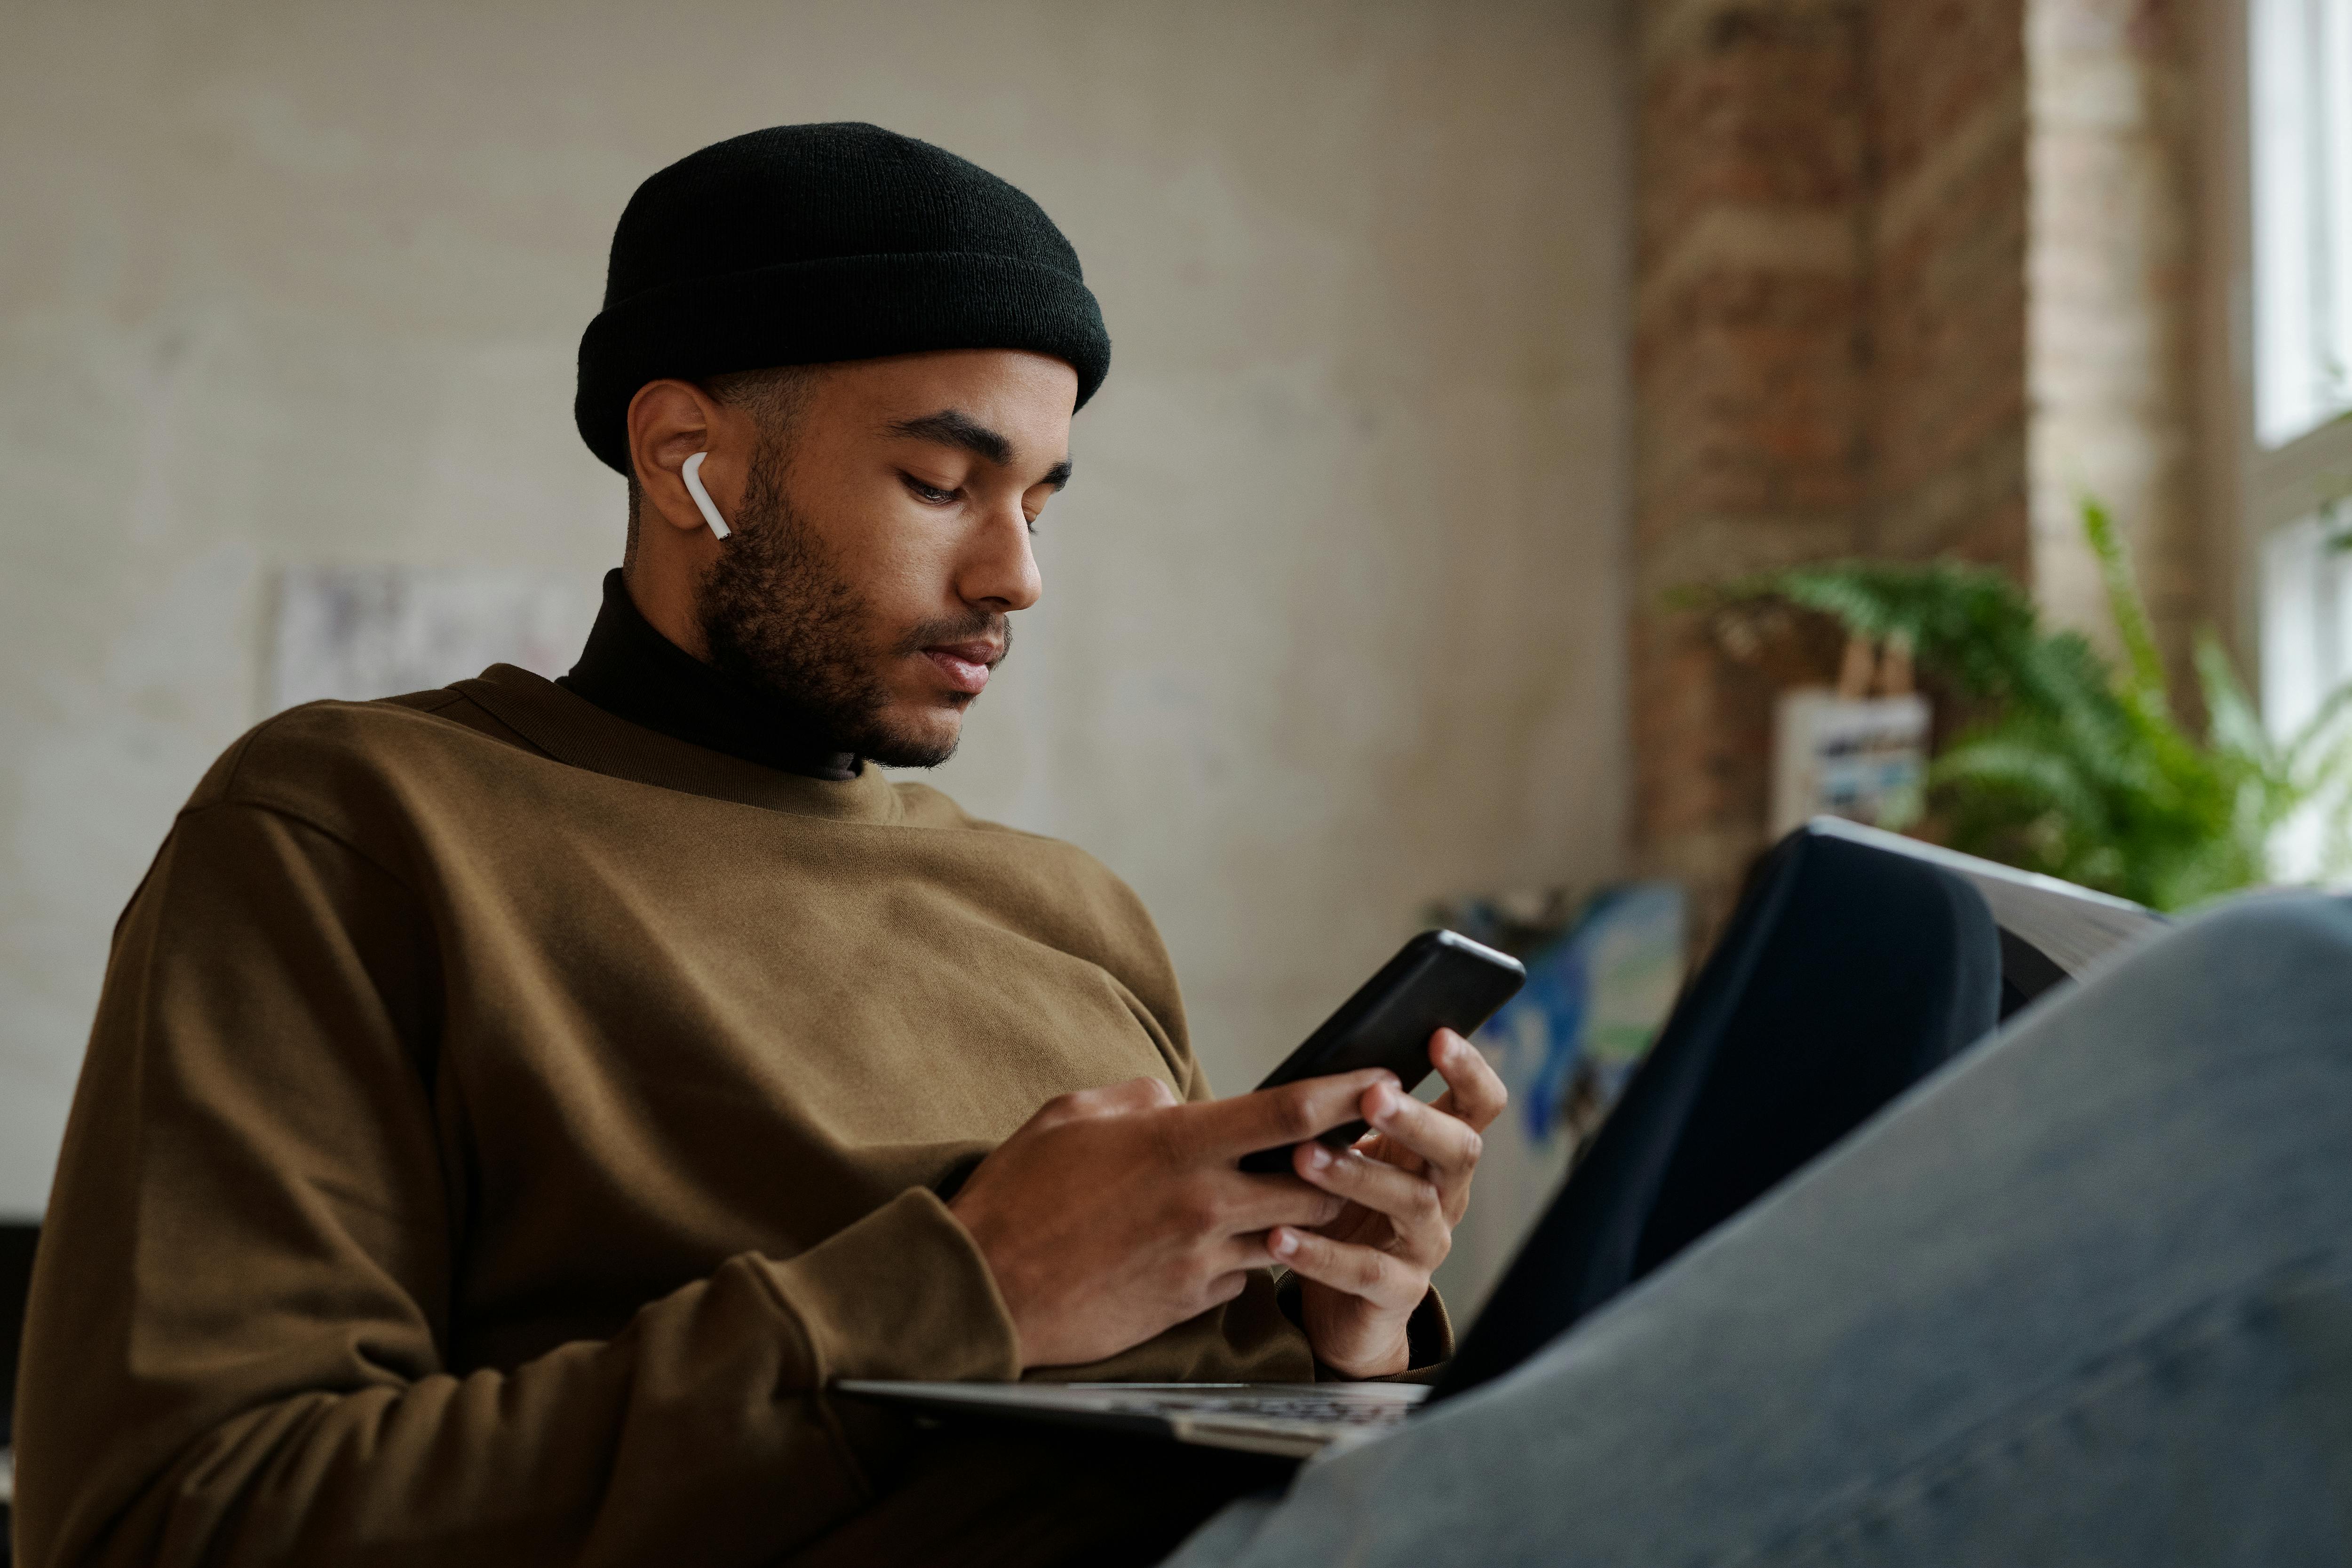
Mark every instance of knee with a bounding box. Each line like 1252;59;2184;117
2111;890;2352;1027
2170;889;2352;963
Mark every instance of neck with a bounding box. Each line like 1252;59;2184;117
623;527;722;659
558;570;861;782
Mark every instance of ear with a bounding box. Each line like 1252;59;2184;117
626;380;729;537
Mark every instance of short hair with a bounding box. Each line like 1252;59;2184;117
624;365;822;562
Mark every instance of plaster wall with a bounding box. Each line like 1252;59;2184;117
0;0;1633;1214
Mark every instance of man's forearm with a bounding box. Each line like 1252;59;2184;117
18;1194;1017;1568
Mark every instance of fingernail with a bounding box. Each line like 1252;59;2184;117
1304;1143;1332;1170
1271;1228;1298;1258
1368;1086;1393;1119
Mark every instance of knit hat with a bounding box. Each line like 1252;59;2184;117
575;122;1111;476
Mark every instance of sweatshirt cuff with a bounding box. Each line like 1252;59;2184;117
758;1187;1022;1384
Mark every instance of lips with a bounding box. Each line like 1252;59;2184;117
922;640;1000;695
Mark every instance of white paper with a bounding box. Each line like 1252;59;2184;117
1771;688;1931;839
270;565;599;711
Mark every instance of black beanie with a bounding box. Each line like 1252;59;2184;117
575;122;1111;476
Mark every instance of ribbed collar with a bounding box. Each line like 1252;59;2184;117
557;569;860;782
453;664;904;824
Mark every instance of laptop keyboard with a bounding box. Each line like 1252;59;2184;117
1105;1393;1409;1427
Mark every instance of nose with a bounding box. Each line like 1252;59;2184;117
958;497;1043;613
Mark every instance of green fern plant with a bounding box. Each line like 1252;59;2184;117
1700;501;2352;910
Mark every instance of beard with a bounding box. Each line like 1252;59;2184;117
694;430;1008;769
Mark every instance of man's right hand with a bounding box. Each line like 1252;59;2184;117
946;1071;1397;1369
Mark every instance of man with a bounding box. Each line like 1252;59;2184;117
25;122;2352;1568
15;124;1503;1566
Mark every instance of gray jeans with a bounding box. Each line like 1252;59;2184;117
1168;891;2352;1567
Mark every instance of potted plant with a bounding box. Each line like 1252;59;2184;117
1691;502;2352;911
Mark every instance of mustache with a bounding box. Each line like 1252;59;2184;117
896;609;1013;665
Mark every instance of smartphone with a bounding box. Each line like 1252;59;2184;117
1237;929;1525;1174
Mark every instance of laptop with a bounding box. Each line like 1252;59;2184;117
840;820;2163;1459
832;1379;1430;1461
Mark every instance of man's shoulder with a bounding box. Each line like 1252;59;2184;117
887;777;1008;832
892;777;1150;880
185;688;536;821
887;779;1094;857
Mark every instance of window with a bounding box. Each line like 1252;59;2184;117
2249;0;2352;852
2261;509;2352;734
2252;0;2352;447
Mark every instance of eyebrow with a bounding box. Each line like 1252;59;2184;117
887;408;1072;490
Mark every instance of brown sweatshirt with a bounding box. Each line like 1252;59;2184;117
16;664;1435;1568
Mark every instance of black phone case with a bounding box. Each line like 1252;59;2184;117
1237;930;1525;1174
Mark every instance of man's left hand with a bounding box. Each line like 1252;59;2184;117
1272;1027;1509;1377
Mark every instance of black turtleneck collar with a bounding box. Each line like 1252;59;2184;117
557;570;860;782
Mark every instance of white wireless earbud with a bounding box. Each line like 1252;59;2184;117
680;451;731;540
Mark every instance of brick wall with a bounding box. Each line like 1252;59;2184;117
1630;0;2201;923
1867;0;2031;568
1631;0;1871;912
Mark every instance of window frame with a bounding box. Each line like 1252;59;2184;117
2209;0;2352;717
2244;0;2352;540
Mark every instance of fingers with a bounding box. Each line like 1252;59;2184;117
1204;1169;1348;1236
1268;1226;1427;1314
1182;1069;1401;1162
1352;1081;1485;1223
1292;1142;1447;1265
1361;1080;1480;1176
1428;1029;1509;1134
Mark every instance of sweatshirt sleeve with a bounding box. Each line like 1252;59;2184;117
14;802;1019;1568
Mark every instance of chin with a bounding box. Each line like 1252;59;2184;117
859;705;967;769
